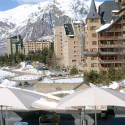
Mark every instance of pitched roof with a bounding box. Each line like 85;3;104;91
97;14;124;33
99;1;122;24
87;0;100;19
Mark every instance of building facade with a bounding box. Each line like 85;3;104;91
54;21;84;70
24;40;54;55
7;35;24;55
84;0;101;72
84;0;125;72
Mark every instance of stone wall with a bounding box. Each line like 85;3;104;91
35;83;78;93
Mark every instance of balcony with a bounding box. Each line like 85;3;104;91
100;59;125;64
83;51;98;55
106;28;125;32
99;43;125;48
99;36;125;40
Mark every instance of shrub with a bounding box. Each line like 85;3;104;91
70;66;78;75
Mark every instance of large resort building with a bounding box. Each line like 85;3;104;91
84;0;125;72
24;40;54;55
54;0;125;72
7;35;24;55
54;21;84;70
7;36;54;56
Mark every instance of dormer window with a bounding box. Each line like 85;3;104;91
92;19;96;22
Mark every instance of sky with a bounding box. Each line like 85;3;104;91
0;0;112;11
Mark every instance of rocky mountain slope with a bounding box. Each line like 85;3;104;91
0;0;102;54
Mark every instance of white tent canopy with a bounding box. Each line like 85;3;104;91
56;87;125;109
56;87;125;125
0;87;43;110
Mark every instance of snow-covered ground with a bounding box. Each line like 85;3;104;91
89;80;125;90
0;79;19;87
0;70;16;80
49;90;74;95
13;62;54;76
40;77;83;83
102;82;119;90
12;75;41;80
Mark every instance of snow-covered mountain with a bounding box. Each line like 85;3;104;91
0;0;102;54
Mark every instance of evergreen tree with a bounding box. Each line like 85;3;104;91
70;66;79;75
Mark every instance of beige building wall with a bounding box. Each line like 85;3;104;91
54;22;84;70
85;19;101;72
24;41;53;55
54;26;64;66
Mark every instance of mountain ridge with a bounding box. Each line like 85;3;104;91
0;0;102;54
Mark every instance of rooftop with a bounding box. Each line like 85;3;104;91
64;24;74;36
99;1;122;24
87;0;100;19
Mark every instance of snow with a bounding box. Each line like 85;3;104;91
119;80;125;87
40;77;83;83
112;10;119;13
0;2;49;26
0;70;16;80
32;98;58;109
90;81;119;90
73;21;81;24
49;90;74;95
89;83;96;87
96;23;112;33
119;88;125;94
0;79;19;87
14;62;54;76
0;0;99;27
12;75;40;80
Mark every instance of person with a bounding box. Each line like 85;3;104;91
51;113;58;123
19;83;22;86
40;114;48;123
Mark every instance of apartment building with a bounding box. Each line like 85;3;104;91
54;21;84;70
84;0;125;72
24;40;54;55
7;35;24;55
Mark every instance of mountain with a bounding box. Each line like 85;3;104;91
0;0;102;54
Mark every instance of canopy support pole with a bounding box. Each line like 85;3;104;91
79;109;82;125
83;106;86;125
95;106;97;125
6;107;8;125
1;106;5;125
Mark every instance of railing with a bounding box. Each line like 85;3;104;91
99;36;125;40
100;59;123;63
99;43;125;47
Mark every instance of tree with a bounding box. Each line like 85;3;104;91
70;66;78;75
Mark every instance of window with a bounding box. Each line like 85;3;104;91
93;57;97;60
74;55;76;57
93;63;97;67
74;51;76;53
90;26;96;30
72;60;76;62
74;46;76;48
91;56;97;60
92;48;97;52
74;41;76;44
92;33;96;37
92;19;96;22
107;41;110;44
92;41;97;45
